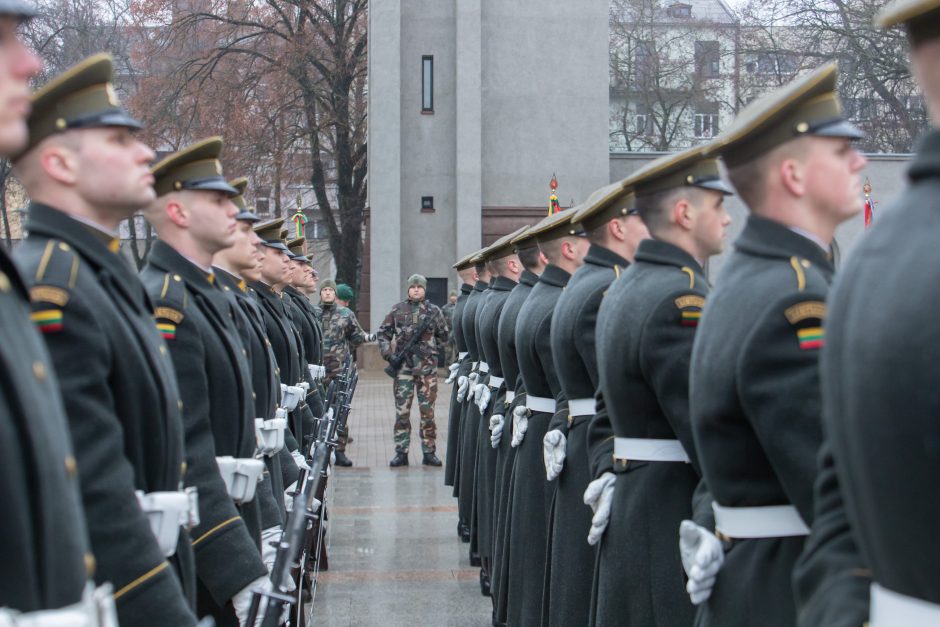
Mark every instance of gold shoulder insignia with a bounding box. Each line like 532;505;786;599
680;267;696;289
675;295;705;310
784;301;826;324
30;285;69;307
789;257;807;291
154;306;184;324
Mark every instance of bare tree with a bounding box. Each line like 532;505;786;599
130;0;368;291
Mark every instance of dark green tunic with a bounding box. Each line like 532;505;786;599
690;216;833;627
445;282;473;489
0;246;90;613
17;204;197;625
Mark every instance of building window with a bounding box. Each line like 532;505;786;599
634;41;653;86
422;55;433;113
746;51;798;76
421;196;434;213
634;102;653;136
694;102;720;139
666;3;692;19
695;41;720;78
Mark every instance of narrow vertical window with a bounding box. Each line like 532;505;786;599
422;55;434;113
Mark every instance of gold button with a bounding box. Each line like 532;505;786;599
801;259;811;268
242;349;247;357
178;400;183;412
32;362;46;381
58;242;70;251
181;461;187;475
0;271;9;293
84;553;96;577
796;122;809;133
276;368;281;375
252;392;256;400
55;118;67;130
173;275;181;282
159;346;167;355
64;455;77;477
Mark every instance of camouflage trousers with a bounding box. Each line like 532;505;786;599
393;371;438;454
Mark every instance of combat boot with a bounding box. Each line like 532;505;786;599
422;452;442;467
334;451;353;467
389;452;409;467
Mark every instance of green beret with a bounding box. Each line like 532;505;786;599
336;283;354;301
19;53;141;160
151;137;238;197
408;274;427;289
320;279;337;292
714;63;863;169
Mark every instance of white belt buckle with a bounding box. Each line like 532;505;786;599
567;397;595;418
136;490;189;556
255;414;288;456
712;503;810;540
525;395;556;413
216;456;265;504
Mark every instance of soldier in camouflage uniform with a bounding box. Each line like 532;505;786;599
441;290;458;365
379;274;449;467
320;278;372;457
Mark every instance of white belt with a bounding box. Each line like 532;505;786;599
871;583;940;626
136;488;199;557
526;395;556;413
471;361;478;370
459;352;468;359
479;362;490;373
613;437;690;463
216;456;265;504
488;375;505;389
505;391;516;403
713;503;810;539
568;398;595;417
0;583;118;627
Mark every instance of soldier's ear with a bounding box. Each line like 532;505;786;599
164;197;189;228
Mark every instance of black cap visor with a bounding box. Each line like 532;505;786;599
808;118;865;141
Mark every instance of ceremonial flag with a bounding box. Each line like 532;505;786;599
291;208;307;238
863;180;875;229
548;174;560;215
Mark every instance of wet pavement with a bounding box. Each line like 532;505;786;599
310;370;490;626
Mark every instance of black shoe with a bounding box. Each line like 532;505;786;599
459;522;471;542
334;451;353;467
480;568;491;597
470;552;482;567
422;452;442;467
389;452;409;467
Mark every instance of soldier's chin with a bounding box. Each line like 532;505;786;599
0;120;27;158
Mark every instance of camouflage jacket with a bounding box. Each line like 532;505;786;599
378;299;449;375
441;302;456;337
320;302;367;378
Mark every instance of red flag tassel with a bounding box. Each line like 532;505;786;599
864;196;873;229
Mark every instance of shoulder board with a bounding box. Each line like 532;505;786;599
30;240;79;306
788;256;813;292
674;293;705;327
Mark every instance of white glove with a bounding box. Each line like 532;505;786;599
543;429;567;481
679;520;725;605
475;384;491;413
584;472;616;546
260;527;295;593
232;576;271;627
510;405;528;448
456;376;470;401
489;414;504;448
284;481;297;512
290;450;309;471
445;362;460;384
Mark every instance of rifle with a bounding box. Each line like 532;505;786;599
384;314;434;378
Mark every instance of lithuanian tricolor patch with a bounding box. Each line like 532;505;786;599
680;310;701;327
31;309;63;333
157;322;177;340
797;326;824;350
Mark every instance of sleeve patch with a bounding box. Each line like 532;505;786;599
156;322;177;340
784;301;826;324
31;309;63;333
675;295;705;327
154;306;184;324
797;326;824;350
30;285;69;307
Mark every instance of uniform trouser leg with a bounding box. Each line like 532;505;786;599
414;373;438;454
393;374;416;453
